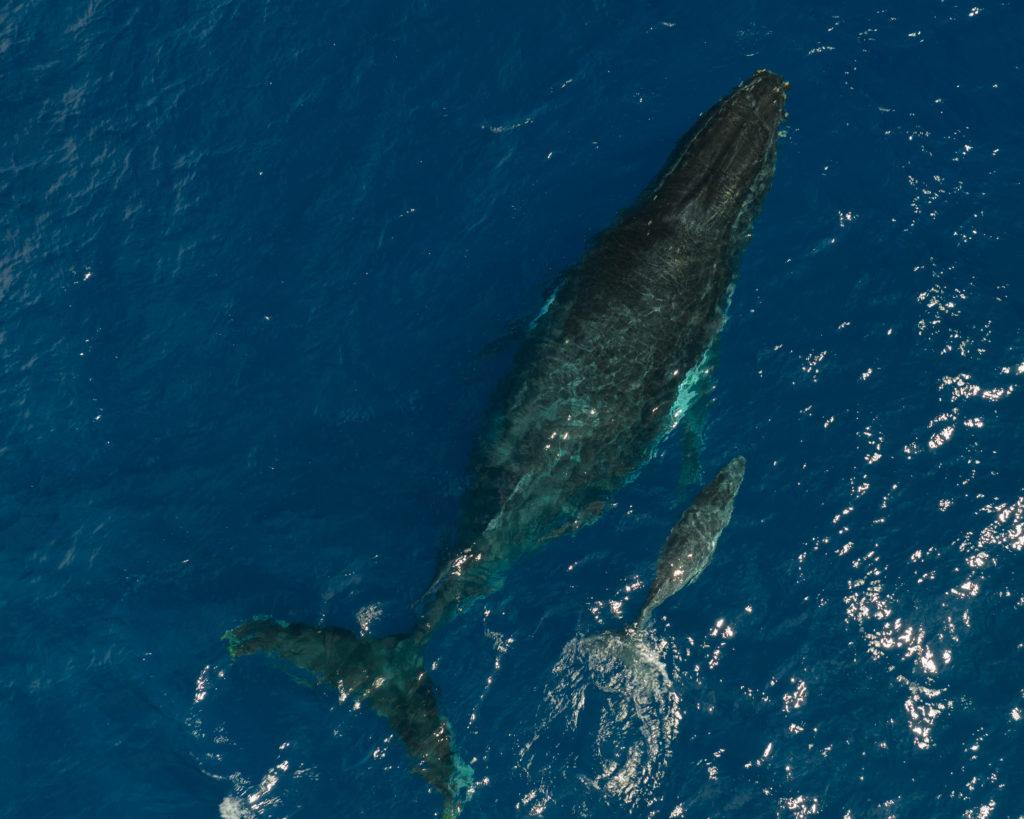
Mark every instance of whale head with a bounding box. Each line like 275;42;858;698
650;69;787;245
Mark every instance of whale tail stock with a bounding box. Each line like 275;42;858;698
223;617;472;815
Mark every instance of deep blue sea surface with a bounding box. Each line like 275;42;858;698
4;1;1023;816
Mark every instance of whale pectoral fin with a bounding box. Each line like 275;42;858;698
538;521;573;543
677;420;704;489
460;318;530;384
675;347;718;490
538;501;607;544
572;500;607;532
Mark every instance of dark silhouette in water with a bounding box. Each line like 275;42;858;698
634;455;746;629
226;70;786;814
224;619;471;811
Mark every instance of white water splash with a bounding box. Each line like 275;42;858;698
520;628;682;812
218;797;250;819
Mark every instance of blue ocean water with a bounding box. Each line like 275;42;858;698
3;0;1023;816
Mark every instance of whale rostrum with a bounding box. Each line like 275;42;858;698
225;69;787;815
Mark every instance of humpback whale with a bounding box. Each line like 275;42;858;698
635;455;745;629
226;70;786;815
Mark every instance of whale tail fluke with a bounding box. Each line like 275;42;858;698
224;617;472;813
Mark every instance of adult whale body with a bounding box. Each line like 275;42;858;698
226;69;787;816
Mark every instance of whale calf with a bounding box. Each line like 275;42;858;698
635;455;745;629
226;70;787;814
537;456;745;803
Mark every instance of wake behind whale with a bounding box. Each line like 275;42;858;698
225;70;786;814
